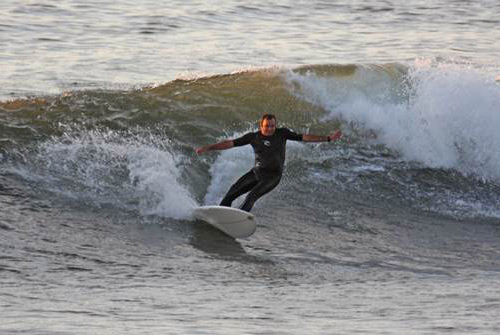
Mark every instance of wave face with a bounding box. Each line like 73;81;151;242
1;62;500;221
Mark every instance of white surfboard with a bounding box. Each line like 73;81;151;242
193;206;256;239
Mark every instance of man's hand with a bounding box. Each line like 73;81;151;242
195;147;206;155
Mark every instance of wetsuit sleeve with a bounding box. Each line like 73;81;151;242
232;132;255;147
283;128;303;141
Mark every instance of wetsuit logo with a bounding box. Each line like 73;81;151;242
263;140;271;147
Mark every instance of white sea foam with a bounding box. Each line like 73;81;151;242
286;62;500;182
127;143;197;219
34;129;197;219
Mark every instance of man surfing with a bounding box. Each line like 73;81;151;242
196;114;342;212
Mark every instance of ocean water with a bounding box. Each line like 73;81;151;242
1;1;500;334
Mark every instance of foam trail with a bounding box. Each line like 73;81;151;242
286;62;500;182
127;144;197;219
29;129;197;219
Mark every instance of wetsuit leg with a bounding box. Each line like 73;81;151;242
240;174;281;212
219;170;258;207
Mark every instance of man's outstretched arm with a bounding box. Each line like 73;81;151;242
196;140;234;155
302;130;342;143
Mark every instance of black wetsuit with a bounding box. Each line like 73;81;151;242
220;128;303;212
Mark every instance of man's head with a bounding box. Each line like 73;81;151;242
260;114;276;136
